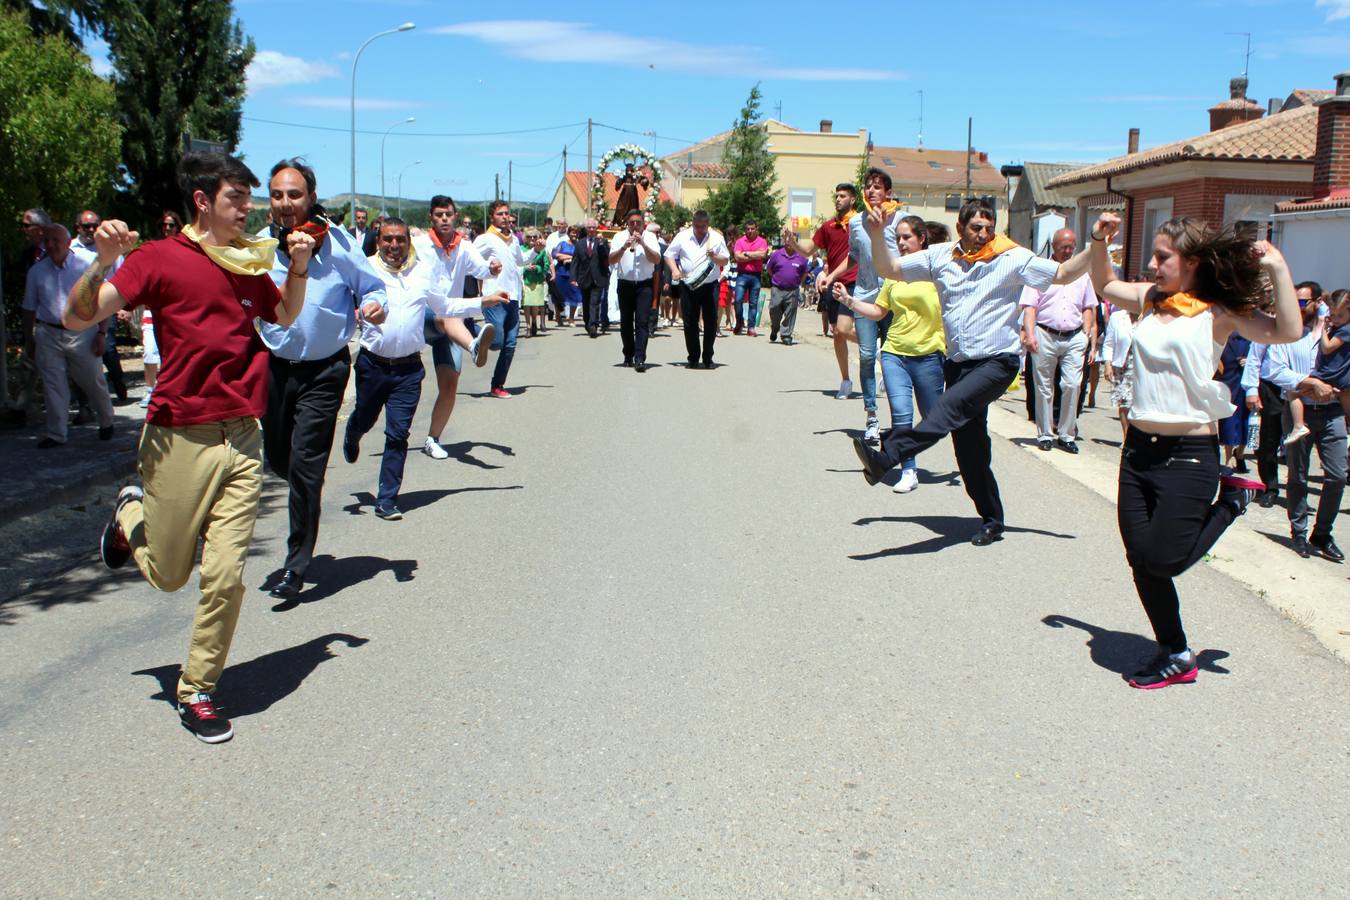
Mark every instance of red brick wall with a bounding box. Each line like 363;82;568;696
1122;175;1314;274
1312;101;1350;195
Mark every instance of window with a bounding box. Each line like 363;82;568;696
928;160;942;170
788;188;815;220
945;194;962;211
1141;197;1174;247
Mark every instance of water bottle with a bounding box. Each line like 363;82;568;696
1245;418;1260;452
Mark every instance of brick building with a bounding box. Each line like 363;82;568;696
1045;77;1319;277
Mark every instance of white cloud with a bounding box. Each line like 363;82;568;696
247;50;339;91
433;21;904;82
1317;0;1350;20
287;96;425;111
85;37;112;77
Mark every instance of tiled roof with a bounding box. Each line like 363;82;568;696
662;119;798;161
561;170;671;209
668;162;728;179
1045;104;1319;189
1275;188;1350;214
1285;88;1333;109
1020;162;1085;208
868;146;1005;191
1209;98;1263;111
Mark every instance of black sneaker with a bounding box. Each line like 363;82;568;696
374;505;403;521
100;485;143;570
1219;468;1264;516
178;693;234;743
342;425;359;464
1128;649;1198;690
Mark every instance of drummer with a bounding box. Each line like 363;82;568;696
664;210;729;370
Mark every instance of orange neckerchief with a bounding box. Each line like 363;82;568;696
831;209;856;229
1153;290;1211;317
862;197;902;218
427;227;462;254
952;234;1019;264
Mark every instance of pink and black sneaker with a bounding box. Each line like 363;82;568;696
1128;649;1198;690
178;693;234;743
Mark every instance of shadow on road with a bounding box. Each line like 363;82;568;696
464;384;553;398
343;485;523;517
1042;614;1231;679
133;632;370;718
849;514;1074;559
262;553;418;610
780;388;845;397
437;440;515;470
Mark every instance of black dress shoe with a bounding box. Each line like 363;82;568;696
621;358;633;367
852;437;885;486
687;360;700;369
971;524;1005;547
269;570;303;599
98;425;114;441
1056;438;1079;454
1310;535;1345;563
702;360;715;370
342;428;359;464
1036;438;1053;451
1257;490;1277;509
634;360;647;373
1292;536;1313;559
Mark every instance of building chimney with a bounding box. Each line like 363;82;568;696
1127;128;1140;154
1311;71;1350;197
1209;76;1264;131
1268;97;1284;116
819;119;832;133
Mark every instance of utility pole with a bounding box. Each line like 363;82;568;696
965;117;973;200
494;172;500;201
562;146;568;220
773;100;782;121
508;161;513;208
917;90;924;150
587;117;594;217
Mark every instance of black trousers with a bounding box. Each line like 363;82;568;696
878;354;1020;526
1255;378;1286;493
102;341;127;401
1117;429;1233;653
679;282;718;364
617;279;653;363
264;347;351;577
582;283;609;332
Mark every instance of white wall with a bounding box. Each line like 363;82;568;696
1273;213;1350;289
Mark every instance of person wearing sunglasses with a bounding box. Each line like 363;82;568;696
71;210;130;403
159;211;183;237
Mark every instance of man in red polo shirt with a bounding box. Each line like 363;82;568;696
813;183;859;399
64;152;315;744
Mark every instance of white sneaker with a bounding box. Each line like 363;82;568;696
469;323;496;368
422;436;449;460
835;379;853;400
893;469;919;493
863;415;880;444
138;388;153;409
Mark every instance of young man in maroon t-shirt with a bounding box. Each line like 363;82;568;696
63;152;315;744
812;183;860;398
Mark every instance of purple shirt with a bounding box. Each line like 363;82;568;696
1018;273;1096;331
765;248;810;290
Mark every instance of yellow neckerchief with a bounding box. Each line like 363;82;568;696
861;196;902;218
1152;290;1211;317
182;223;277;276
952;234;1019;264
831;209;856;229
487;225;512;243
368;243;418;275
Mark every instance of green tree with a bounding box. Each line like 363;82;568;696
0;7;121;406
649;199;692;236
105;0;254;229
2;0;102;44
702;84;783;236
854;151;870;212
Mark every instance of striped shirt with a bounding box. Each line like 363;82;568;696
1240;342;1273;396
1265;327;1333;405
897;243;1060;362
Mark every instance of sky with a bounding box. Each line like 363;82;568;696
96;0;1350;208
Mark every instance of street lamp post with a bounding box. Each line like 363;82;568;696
349;21;415;222
396;161;422;218
380;116;416;215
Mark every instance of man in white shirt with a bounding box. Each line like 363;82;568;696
473;200;537;398
412;194;500;458
664;210;729;369
543;217;567;323
608;208;662;371
343;217;504;519
23;224;115;447
72;209;129;403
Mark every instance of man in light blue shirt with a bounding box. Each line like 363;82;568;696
259;158;388;601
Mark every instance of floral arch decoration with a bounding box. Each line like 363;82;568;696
591;143;663;218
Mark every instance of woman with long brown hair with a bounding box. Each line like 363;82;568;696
1087;213;1301;689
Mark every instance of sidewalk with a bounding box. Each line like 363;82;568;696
784;311;1348;661
0;353;147;527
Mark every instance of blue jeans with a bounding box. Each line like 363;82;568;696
347;352;424;510
854;311;893;415
880;350;945;472
734;273;760;329
483;298;519;390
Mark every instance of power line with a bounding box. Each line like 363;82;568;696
241;116;586;138
592;121;698;148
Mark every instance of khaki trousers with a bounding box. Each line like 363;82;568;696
118;417;263;702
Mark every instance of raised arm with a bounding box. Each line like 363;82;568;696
832;282;887;321
1073;212;1148;314
865;206;905;281
63;220;136;330
1225;241;1301;345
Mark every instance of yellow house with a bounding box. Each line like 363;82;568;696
659;118;869;227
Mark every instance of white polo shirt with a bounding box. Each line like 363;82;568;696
362;253;483;358
611;229;662;282
413;233;493;300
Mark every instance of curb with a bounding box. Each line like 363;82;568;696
0;448;139;528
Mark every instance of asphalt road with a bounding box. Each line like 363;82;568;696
2;320;1347;897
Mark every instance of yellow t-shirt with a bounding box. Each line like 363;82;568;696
875;279;945;357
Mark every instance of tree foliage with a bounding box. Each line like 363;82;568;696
649;199;692;236
2;0;102;44
105;0;254;229
702;84;783;236
0;6;121;398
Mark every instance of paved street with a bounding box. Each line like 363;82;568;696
2;321;1347;896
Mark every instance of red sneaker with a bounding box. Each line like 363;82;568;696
748;328;759;337
490;387;510;399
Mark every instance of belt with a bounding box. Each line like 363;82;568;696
361;349;421;367
38;320;67;330
1037;324;1081;340
271;346;349;367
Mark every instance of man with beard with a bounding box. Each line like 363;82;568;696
412;194;500;459
474;200;540;397
346;217;506;519
260;158;388;600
